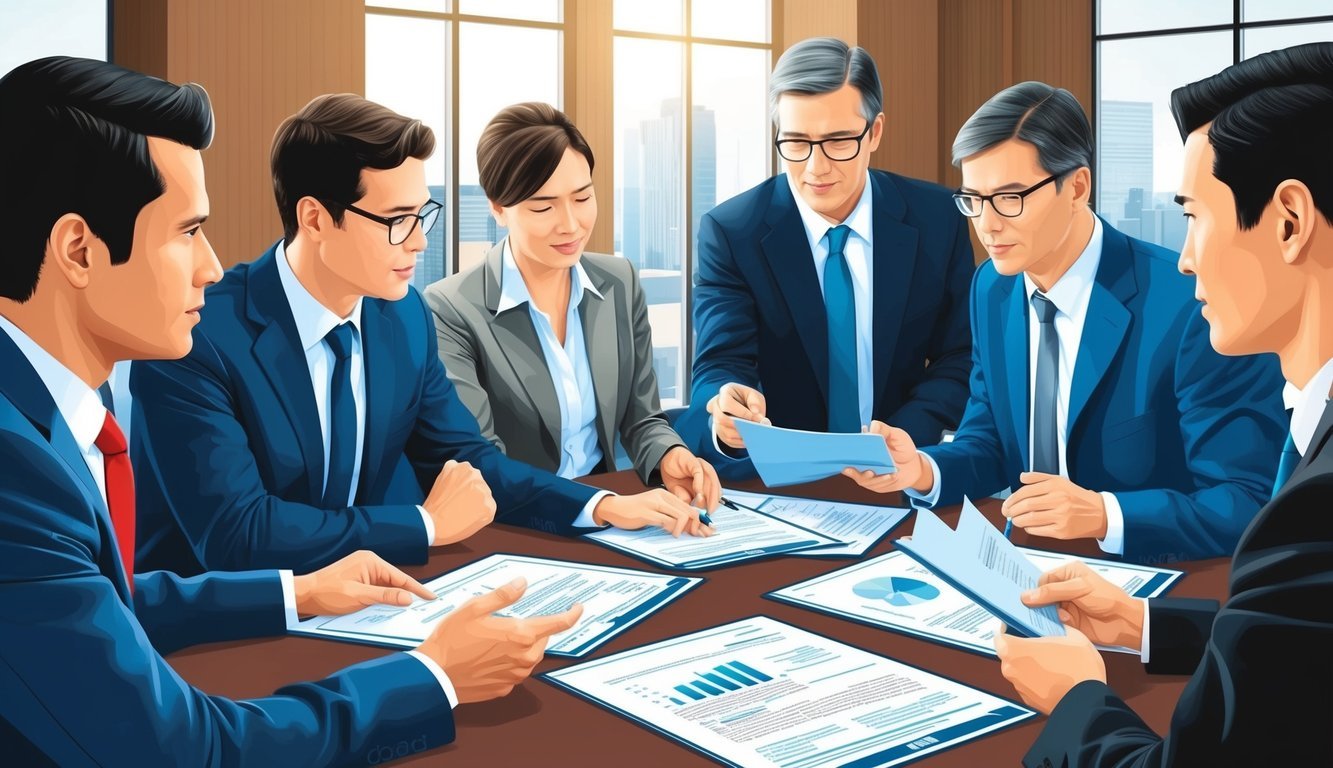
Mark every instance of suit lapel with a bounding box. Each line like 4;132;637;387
1001;277;1032;470
579;264;619;461
1295;399;1333;475
762;179;830;402
482;245;561;451
358;299;397;501
1067;221;1136;438
245;245;326;503
868;172;918;413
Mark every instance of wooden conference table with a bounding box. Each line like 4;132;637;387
169;471;1232;766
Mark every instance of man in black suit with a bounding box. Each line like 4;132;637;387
992;42;1333;765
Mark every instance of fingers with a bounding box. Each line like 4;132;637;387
371;560;438;601
345;582;419;608
648;490;699;538
1019;471;1059;485
1021;577;1090;607
456;577;527;618
699;460;721;512
841;467;901;493
1038;561;1092;587
523;603;584;637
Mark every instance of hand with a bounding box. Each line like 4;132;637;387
416;578;583;704
994;622;1106;715
1001;472;1108;540
593;489;715;537
423;460;497;546
840;421;934;494
706;382;768;449
659;447;721;512
293;550;437;616
1020;561;1145;649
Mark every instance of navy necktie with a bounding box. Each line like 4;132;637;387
323;323;359;508
1031;292;1060;474
1272;432;1299;499
823;225;859;432
97;381;116;417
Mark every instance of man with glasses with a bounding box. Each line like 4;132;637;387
843;81;1286;563
677;36;974;480
131;94;635;575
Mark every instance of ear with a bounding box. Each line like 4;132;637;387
45;213;106;290
296;196;333;244
1273;179;1315;266
489;199;508;229
866;112;886;153
1066;167;1093;210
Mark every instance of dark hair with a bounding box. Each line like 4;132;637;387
1170;42;1333;230
0;56;213;302
952;81;1092;192
271;93;436;245
768;37;883;125
477;102;595;208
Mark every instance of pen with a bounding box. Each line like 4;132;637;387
1003;517;1013;539
698;510;714;527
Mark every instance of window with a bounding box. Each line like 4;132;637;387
366;2;564;289
1095;2;1333;252
613;0;772;406
1;0;108;75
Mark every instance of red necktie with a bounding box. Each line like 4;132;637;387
94;411;135;591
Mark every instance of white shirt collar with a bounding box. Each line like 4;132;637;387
496;238;602;314
1022;213;1104;315
786;171;874;249
275;240;364;351
1283;355;1333;455
0;313;107;453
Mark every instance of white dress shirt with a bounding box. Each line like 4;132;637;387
1283;355;1333;456
909;216;1129;555
497;239;604;478
276;242;438;542
711;173;876;455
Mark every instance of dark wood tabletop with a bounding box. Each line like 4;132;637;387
168;472;1230;766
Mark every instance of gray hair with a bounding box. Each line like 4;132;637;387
768;37;883;125
951;81;1092;189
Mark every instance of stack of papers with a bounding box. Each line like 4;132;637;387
733;420;896;486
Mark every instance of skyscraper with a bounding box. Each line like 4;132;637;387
1099;101;1153;225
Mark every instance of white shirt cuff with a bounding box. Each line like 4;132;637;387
902;452;943;508
574;490;614;528
1138;598;1151;664
709;416;748;461
1097;492;1125;555
405;650;460;709
417;505;435;545
279;569;300;630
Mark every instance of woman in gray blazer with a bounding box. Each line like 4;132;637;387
424;102;721;531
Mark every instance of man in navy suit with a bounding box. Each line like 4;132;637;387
846;82;1287;563
133;93;709;576
993;43;1333;765
674;37;974;480
0;56;578;767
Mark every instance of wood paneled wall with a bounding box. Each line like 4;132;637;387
781;0;857;49
860;0;939;182
567;0;615;255
113;0;364;268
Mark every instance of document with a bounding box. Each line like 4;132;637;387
722;489;910;558
769;547;1183;656
733;420;896;486
290;554;701;657
544;616;1034;768
585;501;843;570
894;498;1065;638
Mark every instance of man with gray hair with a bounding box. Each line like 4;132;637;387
676;36;974;480
843;81;1286;563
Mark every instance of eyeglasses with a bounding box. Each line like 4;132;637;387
952;173;1066;218
774;122;872;163
323;199;443;245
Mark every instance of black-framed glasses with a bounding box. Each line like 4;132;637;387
323;199;443;245
774;122;872;162
952;173;1066;218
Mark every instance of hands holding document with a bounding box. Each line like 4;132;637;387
994;561;1148;713
592;489;716;538
1000;472;1110;541
706;382;769;450
841;421;936;493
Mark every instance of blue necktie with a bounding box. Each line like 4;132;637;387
1272;432;1299;499
97;381;116;417
1031;292;1060;474
323;323;359;509
823;225;859;432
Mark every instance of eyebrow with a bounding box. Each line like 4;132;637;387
957;183;1028;195
529;182;594;201
177;214;208;230
779;129;863;140
1174;195;1192;206
381;200;430;215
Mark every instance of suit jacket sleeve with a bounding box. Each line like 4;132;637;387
886;208;975;446
617;260;686;485
1023;475;1333;767
132;344;429;572
132;569;287;655
426;286;506;453
918;267;1012;507
406;294;599;536
0;442;453;768
1113;307;1287;562
675;211;761;477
